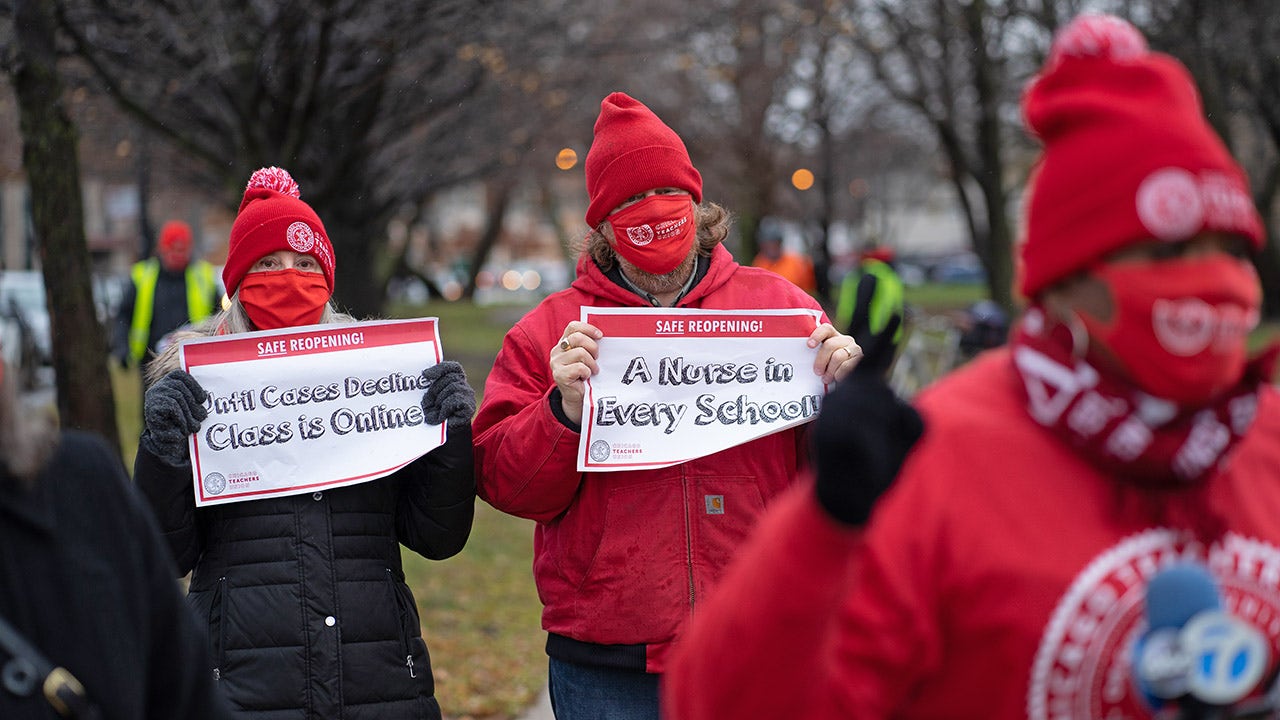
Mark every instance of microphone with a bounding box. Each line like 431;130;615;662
1132;564;1270;718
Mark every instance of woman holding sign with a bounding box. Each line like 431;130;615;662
473;92;862;719
134;167;476;720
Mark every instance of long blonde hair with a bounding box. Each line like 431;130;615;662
145;292;354;387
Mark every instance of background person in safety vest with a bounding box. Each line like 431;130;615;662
834;245;905;377
114;220;220;375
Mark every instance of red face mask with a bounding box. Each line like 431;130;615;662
1080;254;1260;405
607;194;697;275
239;269;331;330
159;240;192;272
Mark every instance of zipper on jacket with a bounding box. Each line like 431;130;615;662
682;474;695;612
387;569;417;679
211;576;227;682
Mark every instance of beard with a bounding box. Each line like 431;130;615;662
617;246;698;297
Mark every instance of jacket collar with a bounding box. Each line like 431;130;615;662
573;244;740;307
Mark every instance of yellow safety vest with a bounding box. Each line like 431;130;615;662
835;258;905;342
128;258;217;363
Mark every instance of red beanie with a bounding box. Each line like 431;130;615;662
224;167;335;295
584;92;703;228
158;220;192;251
1019;14;1263;299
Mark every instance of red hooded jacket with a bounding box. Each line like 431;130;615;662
474;245;825;672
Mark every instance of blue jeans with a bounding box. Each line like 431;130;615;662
548;658;660;720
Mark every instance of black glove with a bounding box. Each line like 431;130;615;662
846;272;904;378
811;363;924;526
421;361;476;428
139;369;208;467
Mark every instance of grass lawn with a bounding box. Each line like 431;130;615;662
390;300;547;719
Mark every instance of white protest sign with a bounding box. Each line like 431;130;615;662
577;307;826;472
180;318;446;506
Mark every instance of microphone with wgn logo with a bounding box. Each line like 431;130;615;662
1132;563;1275;719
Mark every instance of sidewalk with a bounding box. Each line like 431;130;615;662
514;685;553;720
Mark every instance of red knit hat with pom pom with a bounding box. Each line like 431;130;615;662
1018;14;1263;299
584;92;702;228
224;167;335;295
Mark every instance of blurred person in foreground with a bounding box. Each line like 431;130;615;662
473;91;860;720
134;167;476;719
664;15;1280;719
751;219;817;294
115;219;220;372
0;355;230;718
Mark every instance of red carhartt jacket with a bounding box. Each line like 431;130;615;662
474;245;825;672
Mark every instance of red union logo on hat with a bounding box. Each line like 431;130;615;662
626;224;655;247
1136;168;1204;241
287;221;317;253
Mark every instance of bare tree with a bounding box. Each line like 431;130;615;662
3;0;119;447
55;0;509;318
845;0;1043;311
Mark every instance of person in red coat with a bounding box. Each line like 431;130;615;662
664;14;1280;720
473;92;860;719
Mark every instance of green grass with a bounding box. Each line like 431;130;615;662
903;282;989;313
391;299;547;719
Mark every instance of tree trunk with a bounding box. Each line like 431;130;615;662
462;179;514;300
11;0;120;449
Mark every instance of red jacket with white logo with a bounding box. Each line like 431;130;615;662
473;246;824;673
664;348;1280;718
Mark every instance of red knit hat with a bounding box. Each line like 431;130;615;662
224;167;335;295
158;220;192;251
584;92;703;227
1019;14;1263;299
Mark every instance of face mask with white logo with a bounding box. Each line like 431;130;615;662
607;194;696;275
1081;254;1260;405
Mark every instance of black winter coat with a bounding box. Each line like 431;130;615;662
0;431;230;720
135;426;475;720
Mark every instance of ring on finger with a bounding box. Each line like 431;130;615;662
559;338;572;352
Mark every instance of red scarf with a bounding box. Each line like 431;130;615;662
1011;306;1276;489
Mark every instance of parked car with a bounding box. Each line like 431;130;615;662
0;270;52;374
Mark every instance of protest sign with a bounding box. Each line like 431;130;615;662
577;307;826;471
180;318;446;506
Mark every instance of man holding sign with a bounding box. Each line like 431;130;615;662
134;167;476;720
473;92;863;720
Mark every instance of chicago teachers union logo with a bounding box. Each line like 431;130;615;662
1027;529;1280;719
203;472;227;496
286;221;317;253
589;440;611;462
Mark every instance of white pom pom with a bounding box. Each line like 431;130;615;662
1049;14;1147;65
246;167;301;198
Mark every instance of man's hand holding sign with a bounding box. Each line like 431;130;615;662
555;307;862;471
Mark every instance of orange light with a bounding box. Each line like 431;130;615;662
555;148;578;170
792;169;815;191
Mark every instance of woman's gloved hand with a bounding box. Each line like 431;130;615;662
140;369;208;467
421;361;476;428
